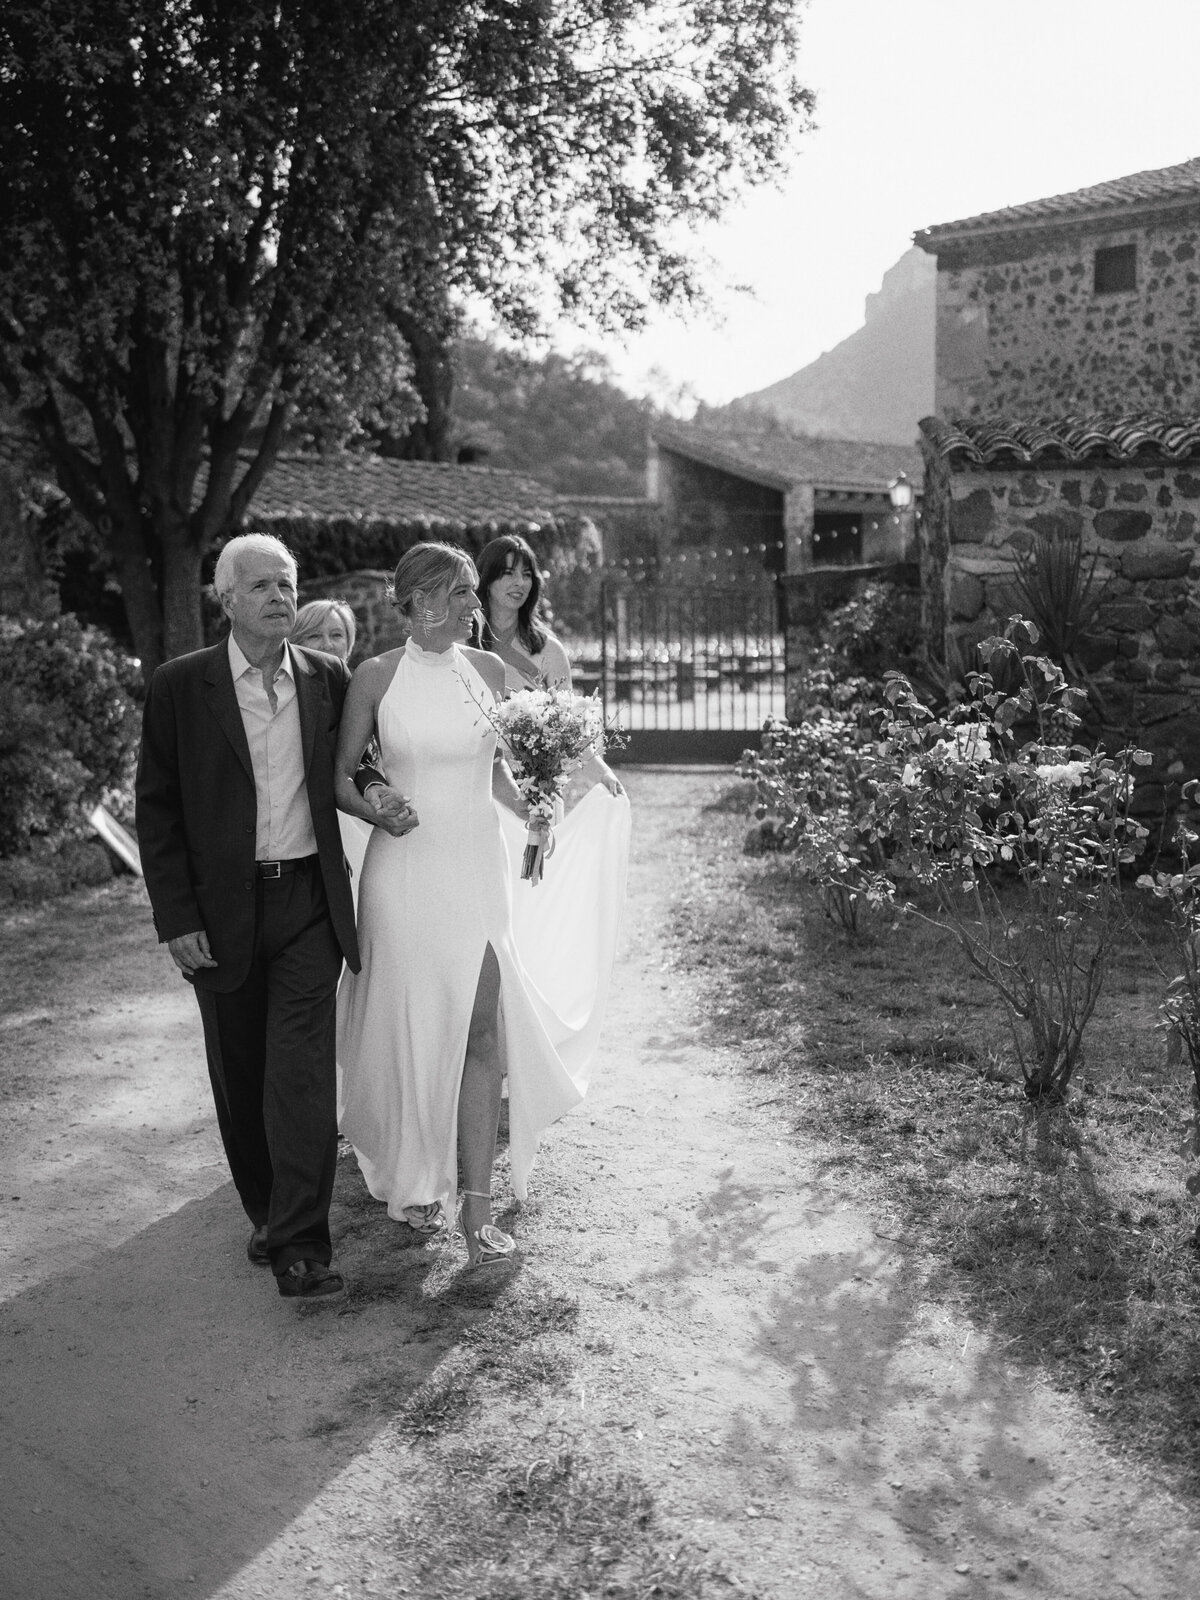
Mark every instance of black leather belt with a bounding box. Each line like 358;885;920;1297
256;855;318;879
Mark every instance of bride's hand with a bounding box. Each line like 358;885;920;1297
596;762;624;797
366;784;418;837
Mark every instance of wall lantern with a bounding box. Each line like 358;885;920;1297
887;472;914;512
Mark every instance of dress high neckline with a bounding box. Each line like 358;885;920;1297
405;637;458;667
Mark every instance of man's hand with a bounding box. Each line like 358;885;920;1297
365;783;419;838
167;930;217;975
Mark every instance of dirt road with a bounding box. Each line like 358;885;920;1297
2;769;1198;1598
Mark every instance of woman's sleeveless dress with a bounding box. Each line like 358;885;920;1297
335;639;585;1212
494;642;631;1078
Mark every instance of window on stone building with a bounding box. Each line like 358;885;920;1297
1093;242;1136;294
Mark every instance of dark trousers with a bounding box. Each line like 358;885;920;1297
194;861;342;1274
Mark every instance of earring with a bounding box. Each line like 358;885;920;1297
412;590;447;630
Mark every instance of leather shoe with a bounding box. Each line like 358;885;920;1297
276;1260;345;1301
247;1225;270;1267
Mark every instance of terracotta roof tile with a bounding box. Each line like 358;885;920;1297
231;452;563;526
651;420;922;494
919;412;1200;467
915;157;1200;247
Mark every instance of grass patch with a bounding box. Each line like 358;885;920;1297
388;1282;582;1438
383;1440;725;1600
665;784;1200;1496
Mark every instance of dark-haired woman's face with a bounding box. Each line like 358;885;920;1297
487;557;533;615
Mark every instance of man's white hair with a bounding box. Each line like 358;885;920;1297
213;533;298;600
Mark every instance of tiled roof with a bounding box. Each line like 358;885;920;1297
224;452;564;526
919;413;1200;467
652;420;922;494
915;157;1200;247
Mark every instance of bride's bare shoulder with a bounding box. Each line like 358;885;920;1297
350;648;404;701
461;645;506;695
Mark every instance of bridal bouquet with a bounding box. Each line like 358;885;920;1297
490;686;608;885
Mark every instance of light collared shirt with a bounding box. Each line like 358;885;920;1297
227;635;318;861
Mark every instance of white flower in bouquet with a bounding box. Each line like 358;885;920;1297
487;685;610;884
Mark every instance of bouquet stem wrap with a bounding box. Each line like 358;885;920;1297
522;794;556;886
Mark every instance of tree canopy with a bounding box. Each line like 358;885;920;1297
447;339;655;499
0;0;814;669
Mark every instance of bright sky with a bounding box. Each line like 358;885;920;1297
596;0;1200;408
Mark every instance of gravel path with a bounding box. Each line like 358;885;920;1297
1;768;1198;1598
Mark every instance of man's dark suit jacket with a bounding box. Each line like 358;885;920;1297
135;640;362;993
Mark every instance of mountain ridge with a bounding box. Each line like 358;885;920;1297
729;248;936;446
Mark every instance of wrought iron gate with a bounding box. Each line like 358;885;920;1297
590;577;786;762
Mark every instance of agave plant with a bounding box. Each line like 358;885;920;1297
1010;528;1110;704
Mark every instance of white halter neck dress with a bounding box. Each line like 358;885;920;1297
336;639;585;1212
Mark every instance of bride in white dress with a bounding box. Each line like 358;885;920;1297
333;543;583;1265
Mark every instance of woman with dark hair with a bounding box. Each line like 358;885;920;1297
474;534;630;1077
333;542;587;1267
474;534;622;795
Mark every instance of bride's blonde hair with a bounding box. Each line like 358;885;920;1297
388;542;478;626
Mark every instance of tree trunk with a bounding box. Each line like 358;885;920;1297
390;309;455;462
161;530;205;663
113;526;166;677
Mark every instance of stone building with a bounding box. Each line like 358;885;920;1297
648;419;921;575
920;413;1200;814
914;156;1200;420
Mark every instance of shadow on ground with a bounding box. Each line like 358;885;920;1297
0;1159;512;1600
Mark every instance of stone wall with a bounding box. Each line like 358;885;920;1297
926;453;1200;814
655;448;786;571
934;208;1200;418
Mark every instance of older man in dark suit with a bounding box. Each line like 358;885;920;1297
135;533;405;1301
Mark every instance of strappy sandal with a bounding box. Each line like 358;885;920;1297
460;1189;516;1267
402;1201;447;1237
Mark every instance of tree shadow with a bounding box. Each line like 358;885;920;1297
0;1158;521;1600
625;1160;1171;1582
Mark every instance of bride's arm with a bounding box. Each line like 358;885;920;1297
335;660;415;832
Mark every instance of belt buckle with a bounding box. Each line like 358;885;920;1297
259;861;282;880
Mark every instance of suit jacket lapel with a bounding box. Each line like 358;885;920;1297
203;642;254;783
291;644;318;776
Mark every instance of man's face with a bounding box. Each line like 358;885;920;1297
223;550;298;647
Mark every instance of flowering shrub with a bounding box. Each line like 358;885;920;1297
1138;825;1200;1216
870;618;1149;1101
742;673;888;932
0;614;142;857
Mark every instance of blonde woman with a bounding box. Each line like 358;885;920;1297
291;598;372;898
291;598;357;662
334;543;582;1267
